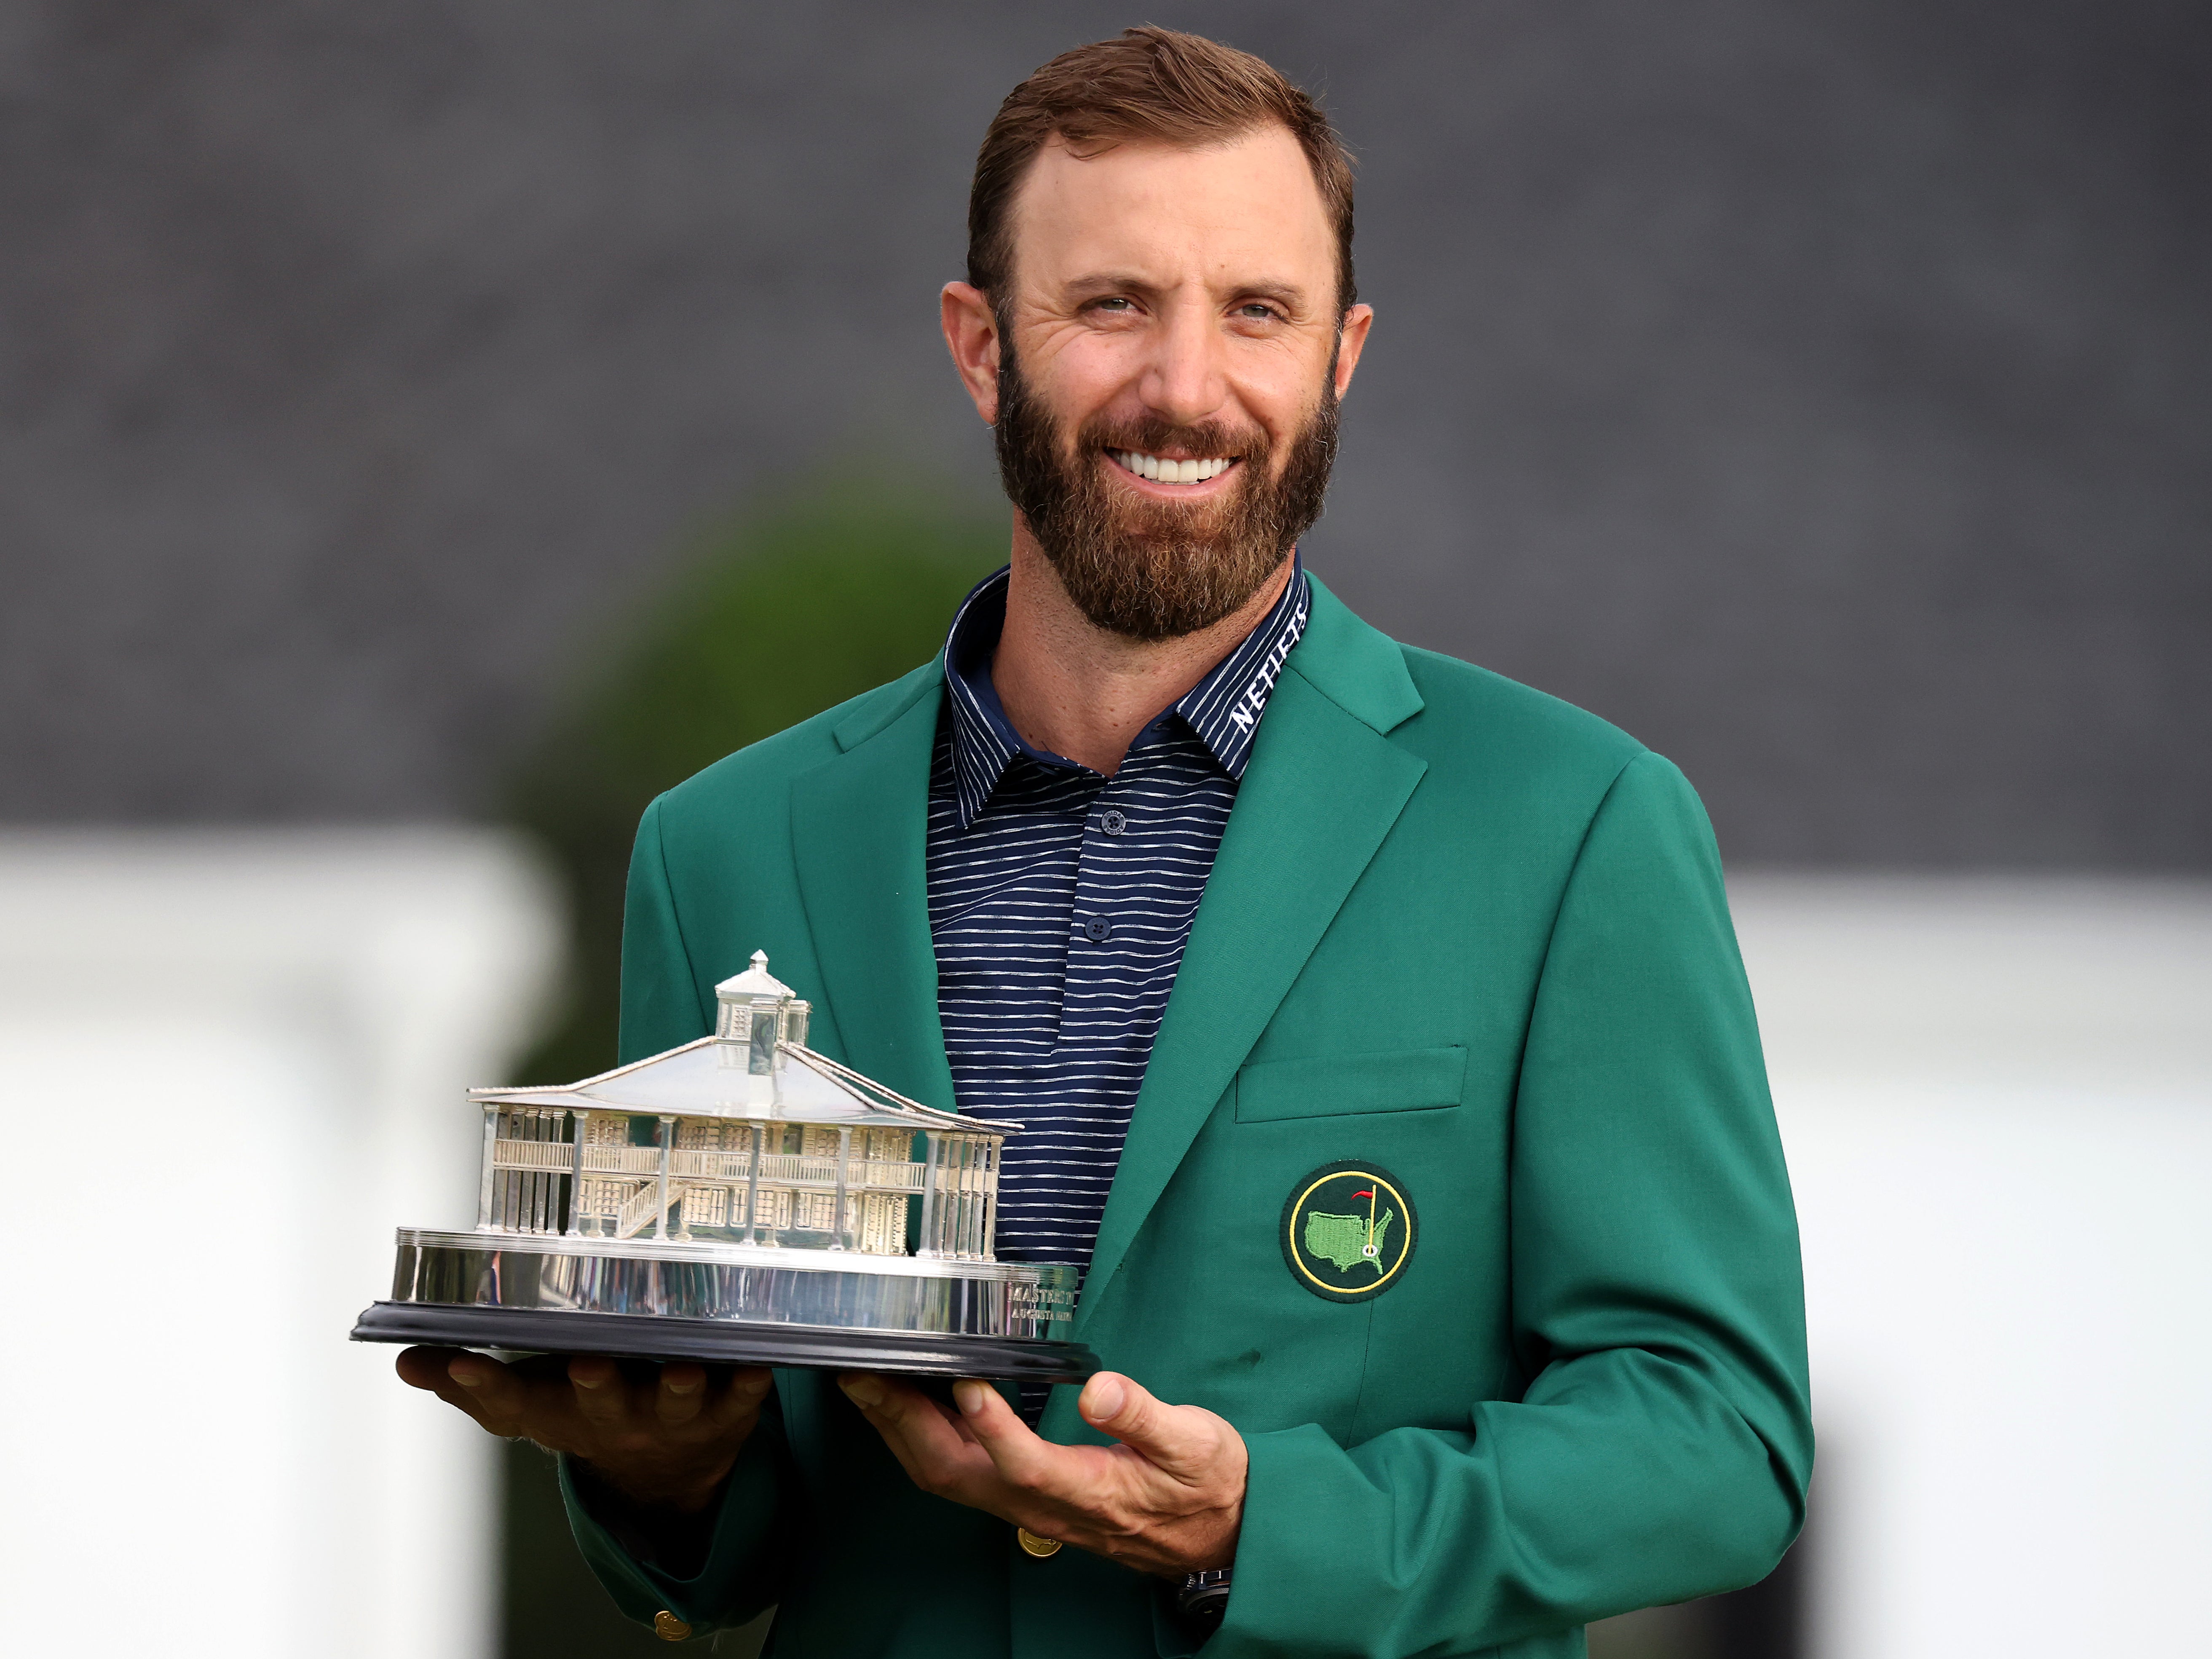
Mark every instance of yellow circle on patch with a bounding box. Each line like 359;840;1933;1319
1281;1161;1418;1302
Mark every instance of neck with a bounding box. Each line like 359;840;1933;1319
990;517;1293;777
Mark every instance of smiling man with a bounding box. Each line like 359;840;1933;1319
398;28;1811;1658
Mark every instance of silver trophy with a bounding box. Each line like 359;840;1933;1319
353;951;1097;1381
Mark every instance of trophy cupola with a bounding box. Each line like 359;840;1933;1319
714;950;810;1069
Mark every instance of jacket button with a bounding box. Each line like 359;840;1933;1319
653;1610;693;1641
1017;1527;1063;1558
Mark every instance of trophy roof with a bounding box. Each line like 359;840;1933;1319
471;1038;1010;1135
715;949;793;1003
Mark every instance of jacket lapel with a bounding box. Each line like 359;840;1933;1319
789;662;959;1111
1077;583;1427;1328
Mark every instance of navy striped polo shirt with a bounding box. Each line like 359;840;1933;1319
925;558;1310;1285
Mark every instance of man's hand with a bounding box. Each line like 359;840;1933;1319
836;1370;1245;1577
396;1346;772;1513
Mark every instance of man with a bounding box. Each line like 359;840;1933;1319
399;27;1812;1658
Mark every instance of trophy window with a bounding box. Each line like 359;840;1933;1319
576;1178;627;1224
676;1119;743;1151
857;1192;906;1254
752;1187;793;1231
747;1007;778;1074
681;1186;729;1228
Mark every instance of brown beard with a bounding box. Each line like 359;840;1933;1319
992;345;1340;641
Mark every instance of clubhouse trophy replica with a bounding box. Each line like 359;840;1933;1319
353;952;1096;1381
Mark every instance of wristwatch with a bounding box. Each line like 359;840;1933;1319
1174;1568;1233;1632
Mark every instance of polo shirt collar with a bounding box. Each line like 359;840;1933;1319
940;554;1312;829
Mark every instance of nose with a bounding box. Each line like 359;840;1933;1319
1136;298;1228;431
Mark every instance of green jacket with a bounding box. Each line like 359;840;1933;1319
563;578;1812;1658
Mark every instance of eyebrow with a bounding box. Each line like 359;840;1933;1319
1060;273;1315;311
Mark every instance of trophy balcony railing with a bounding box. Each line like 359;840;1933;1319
490;1140;658;1175
486;1139;931;1191
669;1150;930;1191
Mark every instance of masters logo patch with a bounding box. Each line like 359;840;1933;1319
1280;1161;1417;1302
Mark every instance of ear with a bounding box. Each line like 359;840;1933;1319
942;282;1003;425
1331;303;1375;403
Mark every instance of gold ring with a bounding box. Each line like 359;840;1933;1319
1016;1527;1062;1558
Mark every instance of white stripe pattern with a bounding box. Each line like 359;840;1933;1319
927;561;1311;1288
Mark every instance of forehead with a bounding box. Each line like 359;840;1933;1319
1005;125;1335;294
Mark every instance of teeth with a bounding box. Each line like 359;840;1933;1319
1113;451;1233;484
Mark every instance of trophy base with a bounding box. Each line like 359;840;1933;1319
351;1301;1099;1381
357;1228;1097;1382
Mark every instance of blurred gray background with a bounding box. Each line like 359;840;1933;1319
6;8;2206;1659
5;0;2206;864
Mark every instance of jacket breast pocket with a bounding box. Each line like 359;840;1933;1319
1232;1046;1467;1123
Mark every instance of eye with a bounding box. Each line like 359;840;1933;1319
1090;297;1135;313
1235;302;1284;323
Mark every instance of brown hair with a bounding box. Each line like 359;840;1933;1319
968;26;1357;314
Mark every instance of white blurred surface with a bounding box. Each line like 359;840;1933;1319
4;845;2201;1658
1731;876;2212;1659
0;830;562;1659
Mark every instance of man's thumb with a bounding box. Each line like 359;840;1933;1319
1079;1373;1184;1458
1079;1372;1129;1426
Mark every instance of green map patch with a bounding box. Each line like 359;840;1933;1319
1303;1207;1394;1275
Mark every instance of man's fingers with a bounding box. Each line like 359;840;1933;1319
1077;1373;1215;1478
952;1379;1057;1489
836;1373;931;1484
840;1373;992;1497
397;1348;564;1442
709;1368;775;1429
568;1355;628;1426
655;1363;709;1426
395;1346;466;1392
837;1372;921;1432
396;1347;498;1427
835;1367;1245;1568
436;1351;533;1432
446;1351;514;1396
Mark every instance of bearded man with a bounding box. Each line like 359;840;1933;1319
399;27;1813;1659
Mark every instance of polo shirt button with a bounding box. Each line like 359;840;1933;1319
1099;809;1127;836
1083;915;1112;943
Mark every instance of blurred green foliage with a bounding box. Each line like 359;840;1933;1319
504;473;1005;1089
496;472;1003;1659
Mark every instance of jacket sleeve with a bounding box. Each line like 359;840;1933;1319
558;1404;798;1635
1214;750;1814;1656
557;795;806;1635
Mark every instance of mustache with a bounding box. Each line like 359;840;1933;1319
1074;412;1269;463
